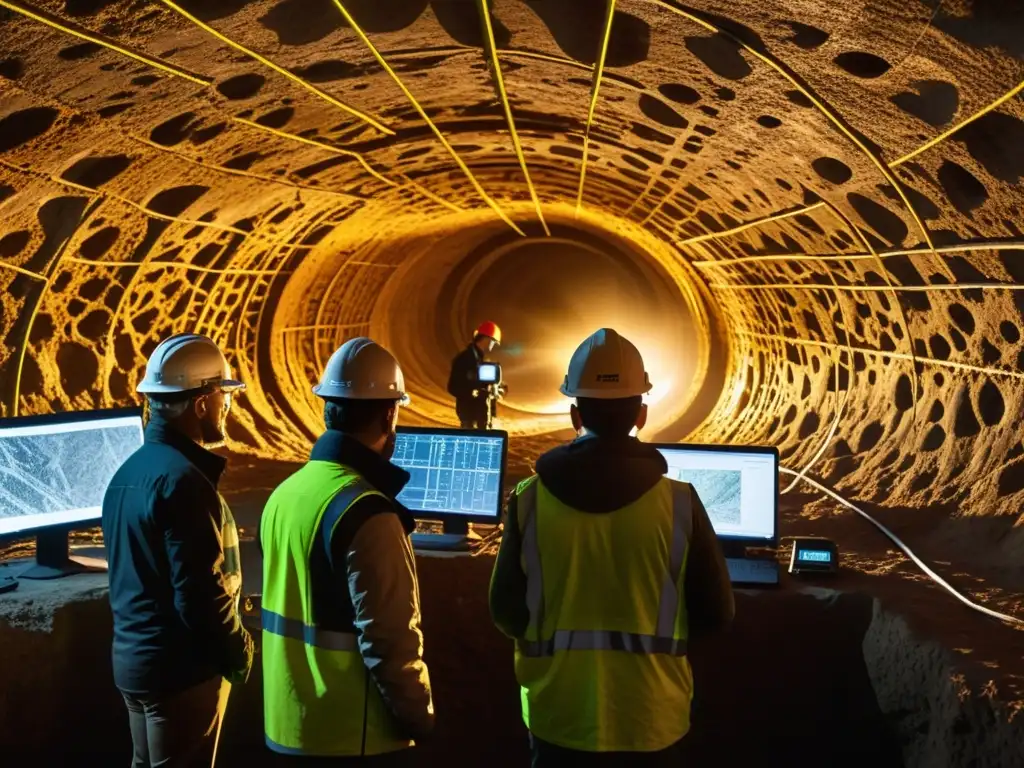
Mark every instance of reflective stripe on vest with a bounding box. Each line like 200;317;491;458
519;478;691;658
261;608;358;652
261;468;411;757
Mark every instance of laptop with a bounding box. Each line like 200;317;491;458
650;442;780;587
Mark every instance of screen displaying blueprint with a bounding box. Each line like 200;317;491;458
392;430;505;518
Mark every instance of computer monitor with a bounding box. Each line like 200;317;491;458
477;363;500;384
650;442;779;550
0;407;145;579
391;426;508;551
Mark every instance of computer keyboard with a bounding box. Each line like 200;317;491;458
726;557;780;586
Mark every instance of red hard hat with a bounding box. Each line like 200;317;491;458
475;321;502;345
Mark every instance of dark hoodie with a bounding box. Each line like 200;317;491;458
489;434;735;639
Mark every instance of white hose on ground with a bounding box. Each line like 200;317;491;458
779;466;1023;627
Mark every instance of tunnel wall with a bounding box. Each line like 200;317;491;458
0;0;1023;520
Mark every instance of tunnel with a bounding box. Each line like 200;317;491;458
1;0;1023;765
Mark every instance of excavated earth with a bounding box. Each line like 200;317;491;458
2;0;1024;764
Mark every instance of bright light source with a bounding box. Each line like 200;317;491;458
646;377;672;408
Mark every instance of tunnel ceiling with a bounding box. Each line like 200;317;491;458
1;0;1024;514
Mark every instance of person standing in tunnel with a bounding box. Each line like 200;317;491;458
260;337;433;766
102;333;253;768
488;328;735;767
447;320;504;429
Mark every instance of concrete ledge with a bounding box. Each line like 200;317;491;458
1;556;1020;766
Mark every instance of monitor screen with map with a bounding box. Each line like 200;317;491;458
0;407;145;537
650;442;778;546
391;426;508;525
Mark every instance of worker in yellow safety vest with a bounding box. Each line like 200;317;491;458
489;328;735;767
260;337;433;765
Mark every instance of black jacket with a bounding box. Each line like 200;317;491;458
489;434;735;638
259;431;435;742
101;415;252;695
446;344;484;405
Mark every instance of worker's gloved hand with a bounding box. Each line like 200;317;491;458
471;389;479;398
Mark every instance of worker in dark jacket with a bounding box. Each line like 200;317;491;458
490;328;734;767
447;320;503;428
102;333;253;768
260;337;433;764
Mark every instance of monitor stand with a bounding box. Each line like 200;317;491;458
18;529;108;580
410;519;482;553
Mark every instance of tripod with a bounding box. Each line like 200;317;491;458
482;382;506;430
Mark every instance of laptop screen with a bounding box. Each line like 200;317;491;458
391;426;508;523
652;443;778;544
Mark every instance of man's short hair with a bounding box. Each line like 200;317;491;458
146;392;197;420
575;395;643;438
324;397;396;434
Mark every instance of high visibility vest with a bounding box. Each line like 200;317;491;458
513;475;694;753
260;461;413;757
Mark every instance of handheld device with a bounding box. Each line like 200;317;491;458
788;537;839;575
390;426;508;552
475;362;505;429
477;362;501;384
650;442;781;587
0;406;144;579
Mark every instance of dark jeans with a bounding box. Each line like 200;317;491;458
121;676;227;767
456;400;490;429
530;733;685;768
270;748;416;766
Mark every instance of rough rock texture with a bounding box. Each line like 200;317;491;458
0;0;1022;496
865;601;1024;768
2;1;1024;757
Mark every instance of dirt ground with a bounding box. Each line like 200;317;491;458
2;450;1022;764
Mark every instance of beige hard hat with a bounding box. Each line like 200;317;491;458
560;328;652;399
313;337;409;404
137;333;244;395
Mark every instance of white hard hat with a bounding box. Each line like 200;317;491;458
313;337;409;403
560;328;652;399
137;333;244;395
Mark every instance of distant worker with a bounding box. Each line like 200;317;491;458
489;328;735;766
260;337;434;764
102;333;253;768
447;320;506;429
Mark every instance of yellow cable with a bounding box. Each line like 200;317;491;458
11;197;102;415
710;282;1020;293
892;80;1024;167
575;0;617;216
478;0;549;235
281;323;370;333
649;0;947;279
694;239;1024;268
677;202;824;246
330;0;523;235
742;331;1024;382
231;118;397;187
158;0;393;136
64;257;284;276
0;0;212;85
0;260;47;281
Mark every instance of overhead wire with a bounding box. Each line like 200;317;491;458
158;0;393;136
575;0;617;216
329;0;524;235
478;0;550;235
